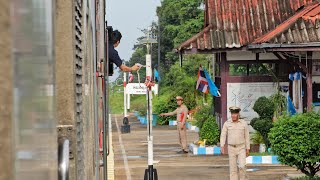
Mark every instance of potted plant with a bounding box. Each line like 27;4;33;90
250;131;264;153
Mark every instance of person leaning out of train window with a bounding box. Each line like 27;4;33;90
109;30;140;72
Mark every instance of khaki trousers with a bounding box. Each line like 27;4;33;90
177;123;187;151
228;144;248;180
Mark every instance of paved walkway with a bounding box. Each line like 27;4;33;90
110;114;303;180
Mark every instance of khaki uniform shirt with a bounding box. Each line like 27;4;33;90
167;104;188;124
220;119;250;149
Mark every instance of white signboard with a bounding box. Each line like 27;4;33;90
126;83;158;95
227;82;288;121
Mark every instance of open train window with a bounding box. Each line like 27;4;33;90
106;25;113;76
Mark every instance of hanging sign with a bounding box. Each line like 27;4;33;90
126;83;158;95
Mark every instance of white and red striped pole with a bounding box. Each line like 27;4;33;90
123;72;127;117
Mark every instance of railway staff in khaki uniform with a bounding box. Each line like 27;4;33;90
160;96;189;153
220;106;250;180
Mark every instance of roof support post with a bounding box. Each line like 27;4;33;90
307;51;313;112
220;52;227;125
219;52;228;154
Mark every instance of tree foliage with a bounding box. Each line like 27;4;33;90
127;0;214;126
153;58;213;124
269;92;287;120
156;0;204;68
269;112;320;177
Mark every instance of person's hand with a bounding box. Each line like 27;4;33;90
221;147;225;155
159;113;165;117
246;149;250;157
131;64;140;71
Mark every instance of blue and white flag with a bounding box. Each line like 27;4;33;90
289;72;304;113
287;94;296;115
204;69;221;97
154;68;160;82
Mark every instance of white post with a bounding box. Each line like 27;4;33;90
146;53;153;167
127;94;130;110
124;72;127;117
140;26;158;180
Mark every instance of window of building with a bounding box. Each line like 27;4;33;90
229;63;275;76
229;64;247;76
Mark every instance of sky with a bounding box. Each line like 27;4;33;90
106;0;161;61
106;0;161;81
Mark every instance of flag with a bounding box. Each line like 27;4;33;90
196;66;209;94
287;94;296;115
128;72;134;83
179;112;184;122
289;72;303;113
204;69;220;97
154;68;160;82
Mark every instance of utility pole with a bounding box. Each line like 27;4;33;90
157;15;161;96
139;27;158;180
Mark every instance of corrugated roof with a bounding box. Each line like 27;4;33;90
253;2;320;44
178;0;316;51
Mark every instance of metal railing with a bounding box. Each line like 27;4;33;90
58;138;70;180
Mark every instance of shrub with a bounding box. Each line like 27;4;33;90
199;116;220;146
253;96;275;119
251;131;264;144
194;105;211;130
269;112;320;177
250;118;273;151
251;96;275;152
153;94;178;125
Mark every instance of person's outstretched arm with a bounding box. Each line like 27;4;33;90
109;47;140;72
120;64;140;72
160;109;177;117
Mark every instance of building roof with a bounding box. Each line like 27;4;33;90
177;0;317;52
253;2;320;44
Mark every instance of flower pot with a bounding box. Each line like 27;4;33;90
250;144;260;153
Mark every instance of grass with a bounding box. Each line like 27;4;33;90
249;152;274;156
109;86;124;114
109;86;148;114
130;95;147;114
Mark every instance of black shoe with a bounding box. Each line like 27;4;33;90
177;150;189;154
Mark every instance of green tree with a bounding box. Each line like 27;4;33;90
127;47;146;83
156;0;204;69
269;93;287;120
269;112;320;177
153;58;213;123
